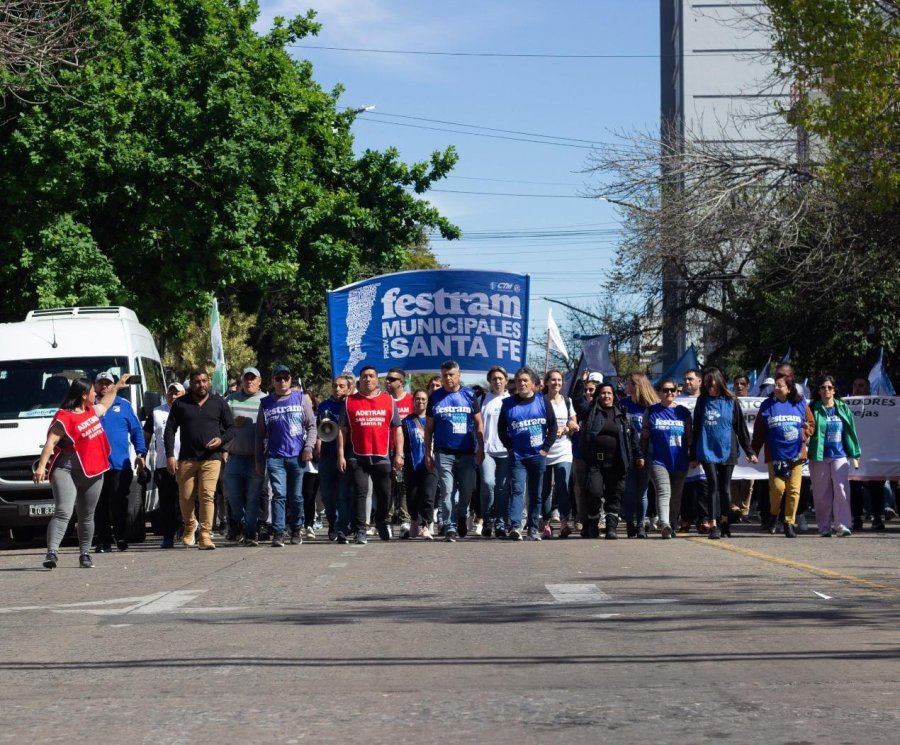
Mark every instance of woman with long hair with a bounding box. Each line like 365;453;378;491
751;372;815;537
641;378;692;539
541;368;578;538
33;374;130;568
620;372;658;538
689;367;756;539
807;375;860;537
402;389;436;540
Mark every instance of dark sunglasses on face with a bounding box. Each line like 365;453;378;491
660;388;677;393
385;377;401;383
274;374;291;382
820;385;833;390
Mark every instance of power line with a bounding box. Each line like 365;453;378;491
290;44;747;59
368;111;602;145
426;188;591;198
446;175;583;187
358;118;596;149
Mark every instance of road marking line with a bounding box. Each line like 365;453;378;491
813;591;833;600
130;591;206;614
329;562;348;568
546;584;612;603
591;613;622;619
687;537;900;596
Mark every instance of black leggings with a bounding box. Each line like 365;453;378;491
348;460;392;529
303;471;319;528
404;466;437;525
701;463;734;520
95;467;133;543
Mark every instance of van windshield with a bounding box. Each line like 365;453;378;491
0;357;129;419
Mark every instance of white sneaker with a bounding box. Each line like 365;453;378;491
837;524;852;537
419;525;433;541
550;509;561;523
366;526;376;536
471;522;483;536
305;526;316;541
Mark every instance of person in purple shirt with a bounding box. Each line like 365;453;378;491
255;364;317;547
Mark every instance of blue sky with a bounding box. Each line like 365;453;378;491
256;1;660;359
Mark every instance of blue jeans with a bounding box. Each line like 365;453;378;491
480;453;510;529
623;465;650;525
540;461;572;522
318;456;352;534
435;451;476;534
509;455;547;530
222;454;263;536
267;455;304;534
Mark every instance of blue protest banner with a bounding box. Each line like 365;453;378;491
327;269;530;376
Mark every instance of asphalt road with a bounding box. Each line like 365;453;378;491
1;523;899;743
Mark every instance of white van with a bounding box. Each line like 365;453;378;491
0;306;166;543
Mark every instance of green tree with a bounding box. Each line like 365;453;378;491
0;0;459;383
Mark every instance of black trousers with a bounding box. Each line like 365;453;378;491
303;471;319;528
348;460;392;530
154;468;180;540
585;463;625;519
95;467;133;543
404;466;437;525
682;479;709;524
701;463;734;520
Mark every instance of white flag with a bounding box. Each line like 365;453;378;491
210;297;228;395
547;308;569;361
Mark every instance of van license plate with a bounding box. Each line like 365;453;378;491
29;504;55;517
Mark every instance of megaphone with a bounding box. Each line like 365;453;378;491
318;418;339;442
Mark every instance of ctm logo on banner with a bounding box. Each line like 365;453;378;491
327;269;530;376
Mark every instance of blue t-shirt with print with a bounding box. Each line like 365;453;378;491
427;387;480;453
402;414;428;471
696;397;734;464
646;403;691;472
759;397;807;461
501;393;549;461
823;406;846;459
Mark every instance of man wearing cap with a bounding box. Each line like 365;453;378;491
255;365;317;546
144;382;186;548
93;371;147;552
164;368;236;550
223;367;266;544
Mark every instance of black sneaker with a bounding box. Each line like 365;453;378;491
289;529;303;545
482;525;493;538
271;533;285;547
116;540;129;552
43;551;58;569
377;523;392;541
494;527;507;539
225;526;240;541
336;532;348;544
445;530;458;542
79;553;94;569
96;543;112;553
328;526;337;542
872;517;886;531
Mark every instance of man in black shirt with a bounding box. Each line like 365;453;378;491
164;369;235;549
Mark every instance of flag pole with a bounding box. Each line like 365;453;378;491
544;328;551;376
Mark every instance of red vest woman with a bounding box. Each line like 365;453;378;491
34;374;129;569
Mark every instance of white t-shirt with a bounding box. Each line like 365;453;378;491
546;396;576;466
481;390;510;456
151;403;179;466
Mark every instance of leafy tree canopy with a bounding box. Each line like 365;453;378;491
0;0;459;383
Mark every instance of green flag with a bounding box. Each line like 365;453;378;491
210;297;227;395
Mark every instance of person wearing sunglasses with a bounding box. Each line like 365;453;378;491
750;372;815;537
255;365;317;547
807;375;861;537
688;367;757;539
641;379;692;539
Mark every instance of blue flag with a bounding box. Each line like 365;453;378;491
327;269;530;376
655;344;700;386
868;347;896;395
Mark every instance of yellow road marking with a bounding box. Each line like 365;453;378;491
686;537;900;597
